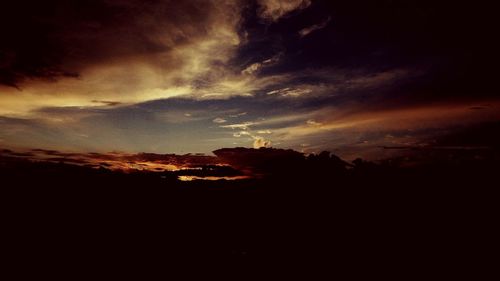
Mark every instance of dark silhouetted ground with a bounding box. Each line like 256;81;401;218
1;147;498;277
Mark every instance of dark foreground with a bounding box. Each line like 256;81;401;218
1;150;498;278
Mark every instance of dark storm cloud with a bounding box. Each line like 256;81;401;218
238;0;499;99
2;0;498;97
0;0;228;87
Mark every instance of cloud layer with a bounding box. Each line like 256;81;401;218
1;0;499;159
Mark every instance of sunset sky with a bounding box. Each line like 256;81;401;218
1;0;498;160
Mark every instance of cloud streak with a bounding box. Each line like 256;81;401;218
299;16;331;37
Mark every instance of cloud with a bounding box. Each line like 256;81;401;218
257;0;311;22
219;118;274;148
213;117;227;124
0;0;247;114
1;1;238;87
241;55;281;75
91;100;123;107
344;69;411;89
299;17;331;37
220;122;256;130
0;147;231;172
156;110;210;124
253;136;272;148
267;102;500;145
0;67;420;155
2;0;497;159
306;119;322;126
229;112;247;118
233;131;251;137
241;63;262;75
267;87;312;97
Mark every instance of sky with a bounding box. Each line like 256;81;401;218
1;0;499;160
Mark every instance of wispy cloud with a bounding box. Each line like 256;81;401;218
213;117;227;124
267;87;312;97
220;119;274;148
267;102;500;145
91;100;123;107
233;131;251;137
229;112;247;118
299;17;331;38
257;0;311;22
220;122;256;130
306;119;322;126
241;55;281;75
